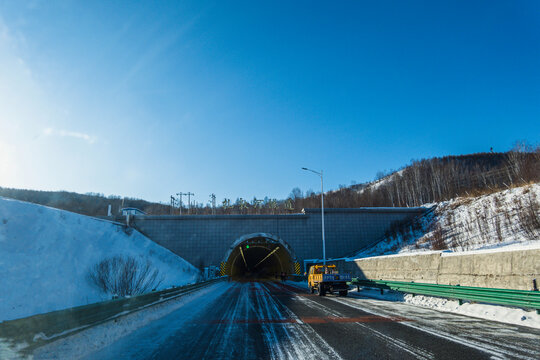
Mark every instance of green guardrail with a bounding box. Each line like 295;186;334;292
0;277;227;355
349;279;540;313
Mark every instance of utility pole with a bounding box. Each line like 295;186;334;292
209;193;216;215
176;192;184;215
186;192;194;214
170;195;176;215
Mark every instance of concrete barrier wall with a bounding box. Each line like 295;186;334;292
340;247;540;290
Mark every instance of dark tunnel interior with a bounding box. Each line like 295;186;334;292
226;237;292;279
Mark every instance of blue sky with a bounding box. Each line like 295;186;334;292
0;1;539;204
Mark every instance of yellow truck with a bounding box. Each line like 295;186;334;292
307;264;351;296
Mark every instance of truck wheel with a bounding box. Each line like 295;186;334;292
318;284;326;296
310;286;315;294
339;290;348;297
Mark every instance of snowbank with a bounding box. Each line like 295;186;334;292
348;288;540;330
0;197;199;321
355;169;404;195
287;281;540;329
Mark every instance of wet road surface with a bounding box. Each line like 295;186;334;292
80;281;540;360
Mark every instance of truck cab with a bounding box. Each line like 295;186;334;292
308;264;350;296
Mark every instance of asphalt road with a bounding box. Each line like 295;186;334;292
77;281;540;360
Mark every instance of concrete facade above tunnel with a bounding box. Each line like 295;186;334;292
129;207;427;272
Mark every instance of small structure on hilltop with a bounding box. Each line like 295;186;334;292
121;207;146;216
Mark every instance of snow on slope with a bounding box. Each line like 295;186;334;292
354;170;404;195
355;183;540;257
0;197;199;321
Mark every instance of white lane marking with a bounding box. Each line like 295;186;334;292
329;296;535;360
353;320;434;360
258;282;342;360
338;295;540;358
277;284;437;359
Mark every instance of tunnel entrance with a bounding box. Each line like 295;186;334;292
224;234;294;280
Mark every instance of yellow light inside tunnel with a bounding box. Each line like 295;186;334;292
226;237;293;279
254;246;280;268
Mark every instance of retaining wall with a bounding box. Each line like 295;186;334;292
339;247;540;290
129;208;426;268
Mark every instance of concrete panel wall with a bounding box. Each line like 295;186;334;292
343;248;540;290
130;208;425;269
437;249;540;290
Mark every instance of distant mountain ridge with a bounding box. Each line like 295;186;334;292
0;188;169;217
1;147;539;216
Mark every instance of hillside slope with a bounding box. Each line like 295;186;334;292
354;183;540;258
0;198;199;321
296;149;540;210
0;187;171;216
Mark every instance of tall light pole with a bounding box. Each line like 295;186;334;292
302;167;326;265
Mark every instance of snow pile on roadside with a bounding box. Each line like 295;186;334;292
0;197;199;321
285;281;540;329
403;293;540;329
355;183;540;257
349;288;540;329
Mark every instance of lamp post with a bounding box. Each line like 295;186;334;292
302;167;326;265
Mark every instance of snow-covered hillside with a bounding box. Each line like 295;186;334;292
355;183;540;258
354;170;404;194
0;197;199;321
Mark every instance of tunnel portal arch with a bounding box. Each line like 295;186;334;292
223;233;296;278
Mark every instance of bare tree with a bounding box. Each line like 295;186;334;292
290;187;303;200
88;256;164;297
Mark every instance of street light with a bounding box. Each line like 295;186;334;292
302;167;326;265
